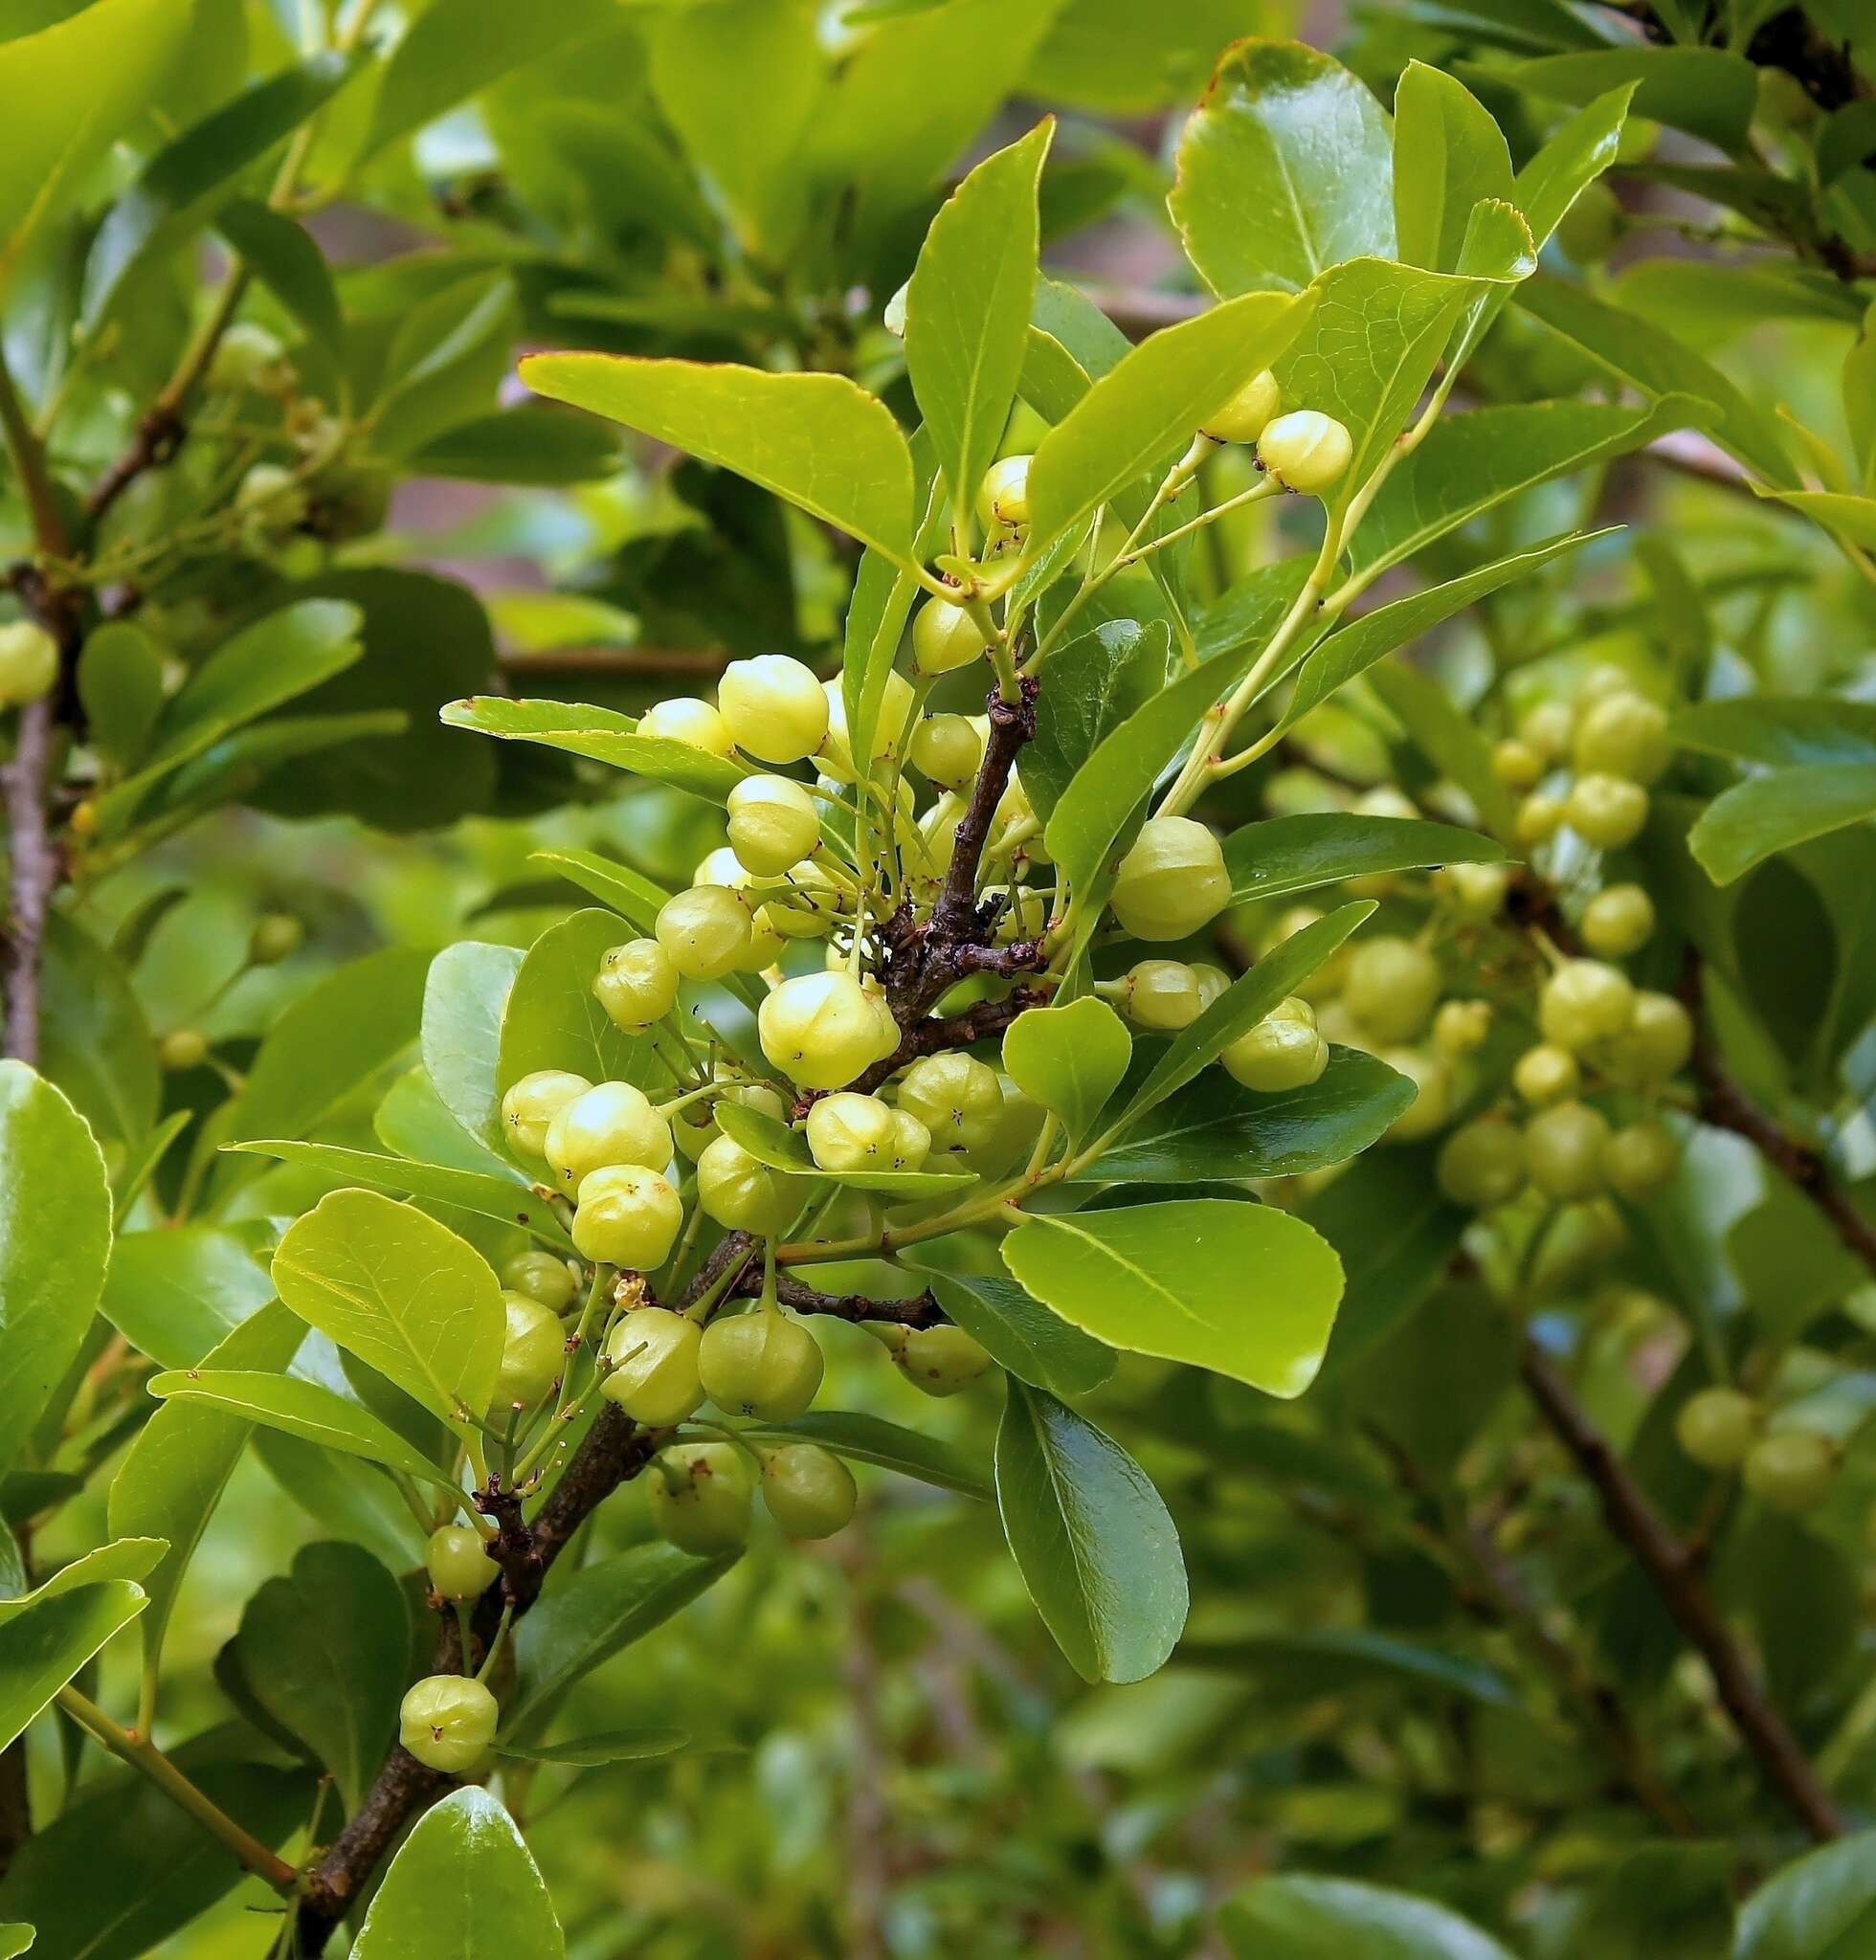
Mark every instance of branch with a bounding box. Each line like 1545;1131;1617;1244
849;986;1051;1098
927;676;1036;951
725;1264;945;1329
1518;1335;1843;1843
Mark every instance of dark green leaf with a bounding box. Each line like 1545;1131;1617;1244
1223;812;1504;905
903;1265;1114;1398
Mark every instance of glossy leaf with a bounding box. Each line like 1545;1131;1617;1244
1392;61;1511;273
1221;1875;1519;1959
1493;46;1754;155
904;1265;1115;1398
1688;765;1876;887
215;197;340;349
76;623;164;773
41;913;158;1147
1674;697;1876;768
1223;812;1503;906
1020;618;1170;823
497;1728;690;1767
498;909;670;1101
1182;1626;1515;1706
0;1583;146;1753
0;1539;164;1617
99;1225;273;1370
1368;659;1519;842
737;1411;990;1500
1735;1828;1876;1959
715;1101;971;1196
440;696;747;804
530;849;670;937
422;942;525;1153
1001;998;1130;1145
1305;1147;1466;1364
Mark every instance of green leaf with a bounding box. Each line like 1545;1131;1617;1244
407;406;621;485
1736;1829;1876;1959
1574;1845;1733;1960
1223;812;1504;905
1674;698;1876;768
1172;39;1395;296
147;1370;461;1489
109;1303;304;1686
76;623;164;772
421;942;525;1155
994;1381;1186;1683
215;198;340;350
233;1541;408;1810
1512;84;1634;248
903;1265;1114;1398
1303;1148;1465;1365
506;1544;735;1741
0;1063;110;1483
253;1429;423;1571
1182;1626;1515;1706
1368;659;1520;842
353;1787;564;1958
905;121;1051;520
0;1927;28;1956
227;1141;571;1251
1085;1047;1416;1183
1221;1875;1519;1959
376;1070;515;1179
498;909;664;1102
1688;765;1876;886
496;1728;690;1767
1393;61;1512;273
1003;1199;1344;1397
1001;998;1130;1145
1754;487;1876;552
1492;46;1755;154
1025;290;1311;545
736;1411;990;1500
0;1584;146;1753
1019;619;1170;825
39;917;158;1148
439;694;746;804
530;849;669;937
271;1189;505;1421
521;354;916;564
100;1225;273;1370
0;1539;164;1617
714;1102;971;1197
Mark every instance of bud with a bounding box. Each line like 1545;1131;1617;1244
726;774;821;877
656;885;753;980
1201;369;1281;444
638;695;734;757
758;969;892;1089
544;1080;672;1192
1256;411;1353;494
1109;816;1231;941
1221;996;1328;1092
717;654;827;763
593;939;680;1034
570;1164;683;1269
501;1069;592;1159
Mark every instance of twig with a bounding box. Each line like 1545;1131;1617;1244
850;987;1050;1098
725;1265;945;1328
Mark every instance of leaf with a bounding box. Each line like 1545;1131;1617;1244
902;1266;1114;1398
421;942;525;1154
1025;290;1311;545
505;1545;735;1741
0;1539;165;1618
76;623;164;772
530;849;669;936
227;1141;571;1251
1688;765;1876;886
353;1787;564;1958
736;1411;990;1500
0;1584;146;1753
521;354;916;564
1392;61;1512;273
439;695;746;805
1172;39;1396;296
1182;1626;1515;1706
1368;659;1519;841
0;1927;27;1956
0;1064;110;1483
1086;1047;1416;1183
215;198;339;350
1735;1829;1876;1960
1493;46;1755;155
905;121;1051;520
1674;697;1876;768
233;1541;408;1810
1512;83;1634;250
498;909;665;1102
1305;1148;1466;1365
407;406;621;485
1755;488;1876;552
271;1190;504;1421
714;1102;971;1197
496;1728;690;1767
1220;1874;1520;1959
1019;619;1170;824
100;1225;273;1370
1223;812;1503;905
994;1381;1186;1683
1001;998;1131;1145
1574;1844;1733;1960
147;1370;460;1489
1003;1199;1344;1397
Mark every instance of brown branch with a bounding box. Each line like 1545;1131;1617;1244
849;986;1052;1097
927;676;1036;951
725;1264;945;1329
1518;1335;1842;1843
2;697;56;1066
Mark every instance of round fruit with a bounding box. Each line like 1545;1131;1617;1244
1378;1048;1452;1142
1574;691;1669;785
1202;368;1281;443
696;1134;799;1235
544;1080;672;1192
976;455;1033;530
1516;791;1566;846
1581;883;1655;957
602;1305;704;1424
399;1675;498;1774
727;774;820;877
1513;1042;1580;1106
501;1249;577;1314
896;1052;1003;1155
1193;963;1231;1012
426;1526;499;1602
717;654;827;763
656;885;754;980
646;1442;752;1553
235;461;306;527
912;596;988;676
159;1029;209;1072
1433;998;1490;1057
1525;1101;1611;1199
889;1324;993;1397
1437;1118;1528;1209
806;1092;898;1169
1109;816;1231;941
1343;936;1442;1044
638;696;734;756
1603;991;1693;1086
208;322;288;392
1539;959;1636;1052
1674;1387;1759;1472
759;970;894;1089
1567;773;1649;849
490;1292;563;1413
0;621;57;707
501;1069;592;1160
250;912;303;964
761;858;848;939
908;713;981;791
570;1164;683;1269
888;1108;931;1169
593;939;680;1034
1742;1430;1837;1515
1442;861;1508;919
699;1308;824;1419
818;670;914;778
1124;960;1204;1031
762;1443;858;1538
1491;737;1543;791
1222;997;1328;1092
1520;700;1574;760
1603;1120;1678;1200
1256;410;1353;494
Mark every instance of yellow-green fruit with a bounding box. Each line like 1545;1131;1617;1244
208;321;288;392
490;1292;564;1413
1603;991;1693;1087
501;1069;592;1160
656;885;753;981
759;970;892;1090
1437;1118;1528;1209
1603;1120;1678;1200
1568;772;1649;849
673;1077;788;1164
235;461;306;528
1573;692;1669;785
1222;997;1328;1092
912;596;988;676
1513;1042;1580;1106
647;1442;752;1553
1517;791;1567;846
1193;963;1231;1012
761;1443;858;1538
544;1080;672;1192
888;1323;994;1397
818;670;914;779
571;1164;683;1269
1123;960;1204;1031
426;1525;499;1602
760;858;848;939
1109;816;1231;941
806;1092;898;1170
976;455;1033;529
638;695;733;757
1343;936;1442;1044
1525;1102;1611;1199
1256;410;1353;494
399;1676;498;1774
1433;998;1490;1057
593;939;680;1034
909;713;981;791
726;774;820;877
1269;907;1347;1004
1441;861;1509;919
1202;368;1281;443
1491;737;1544;791
1743;1430;1837;1514
1539;959;1636;1052
250;912;304;964
1675;1388;1758;1471
699;1309;824;1419
1378;1049;1452;1141
1520;700;1574;760
888;1108;931;1169
502;1248;577;1314
896;1052;1003;1155
1581;883;1656;958
696;1135;798;1235
717;654;827;763
602;1305;704;1424
159;1029;210;1072
0;621;58;707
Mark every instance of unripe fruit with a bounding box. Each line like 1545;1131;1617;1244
1539;960;1636;1052
1675;1388;1758;1472
673;1076;788;1163
501;1248;576;1313
722;774;817;879
806;1092;898;1169
1520;700;1574;761
1343;936;1441;1044
208;321;288;392
760;858;847;939
759;969;891;1089
976;455;1032;530
909;713;981;791
1222;996;1328;1093
0;621;57;707
1516;791;1567;846
593;939;680;1034
717;654;827;763
1603;1119;1678;1200
1202;368;1281;444
888;1108;931;1169
1580;883;1655;959
571;1164;683;1269
694;845;752;891
159;1028;209;1072
1603;991;1693;1086
1433;998;1490;1057
250;912;304;964
1574;691;1669;786
699;1309;824;1418
696;1134;798;1235
1437;1117;1528;1209
400;1675;498;1773
1192;964;1231;1012
911;596;988;676
818;670;914;779
888;1323;994;1397
1524;1101;1611;1199
1256;411;1353;494
501;1069;592;1159
897;1052;1003;1155
656;885;753;980
1110;816;1231;941
1378;1048;1452;1141
426;1526;499;1601
647;1442;752;1553
544;1080;672;1194
762;1443;858;1538
1491;737;1544;791
1441;861;1508;919
491;1292;564;1413
1513;1042;1579;1106
235;461;307;528
1744;1431;1837;1513
1568;772;1649;849
638;695;734;757
1269;908;1347;1004
602;1305;704;1424
1123;960;1205;1032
